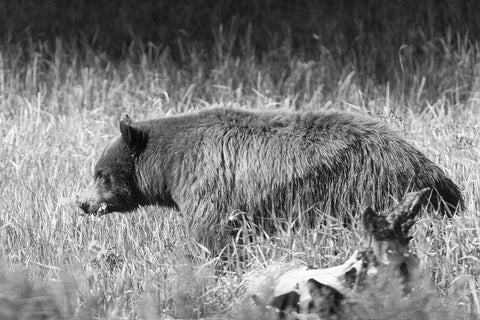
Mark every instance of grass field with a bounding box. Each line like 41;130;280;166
0;25;479;319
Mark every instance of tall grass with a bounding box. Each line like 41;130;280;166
0;9;479;319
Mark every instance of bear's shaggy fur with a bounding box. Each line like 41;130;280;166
77;108;464;247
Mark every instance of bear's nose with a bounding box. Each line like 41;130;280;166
79;202;90;213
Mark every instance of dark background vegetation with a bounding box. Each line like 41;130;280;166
2;0;479;82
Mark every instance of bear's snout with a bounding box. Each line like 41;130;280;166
77;200;91;213
75;184;103;214
75;195;104;215
75;193;95;214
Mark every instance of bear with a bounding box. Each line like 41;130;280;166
76;108;464;249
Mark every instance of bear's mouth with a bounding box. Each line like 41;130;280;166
95;203;109;216
80;203;109;216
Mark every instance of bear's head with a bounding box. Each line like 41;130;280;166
76;114;148;215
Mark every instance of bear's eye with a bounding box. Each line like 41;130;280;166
103;174;111;186
96;170;111;186
95;170;104;179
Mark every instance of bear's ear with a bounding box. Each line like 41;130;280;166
119;114;148;153
362;206;378;234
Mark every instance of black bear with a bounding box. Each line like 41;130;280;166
76;108;463;247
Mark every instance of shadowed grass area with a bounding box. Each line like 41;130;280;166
0;8;479;319
1;0;480;85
